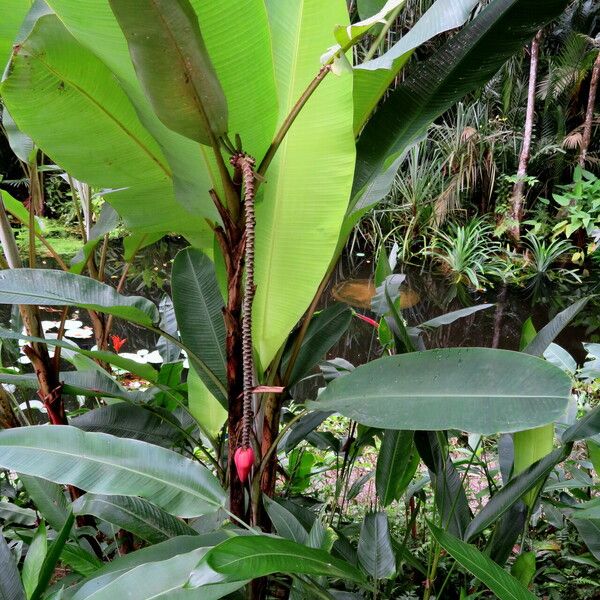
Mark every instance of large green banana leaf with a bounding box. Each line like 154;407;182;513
46;0;277;226
0;0;33;69
109;0;229;147
0;14;211;245
44;0;218;226
0;268;159;326
253;0;356;367
192;0;278;162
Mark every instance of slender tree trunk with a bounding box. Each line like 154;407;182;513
0;385;20;428
509;30;542;241
580;50;600;167
0;199;66;424
225;299;245;518
256;393;282;525
491;284;508;349
211;183;247;519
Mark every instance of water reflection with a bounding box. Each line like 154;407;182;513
331;279;420;310
321;256;589;373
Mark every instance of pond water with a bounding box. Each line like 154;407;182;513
323;254;593;367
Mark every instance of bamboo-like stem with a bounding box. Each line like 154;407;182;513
27;164;36;269
100;234;146;350
8;212;69;271
0;199;23;269
97;233;109;282
509;30;542;241
580;50;600;167
52;307;69;372
67;175;87;243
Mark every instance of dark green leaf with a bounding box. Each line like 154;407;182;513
156;295;180;364
357;512;396;579
172;248;227;404
391;538;427;575
283;303;352;385
311;348;571;434
562;405;600;443
274;499;317;532
465;446;570;541
429;522;536;599
376;430;416;506
418;304;494;329
353;0;480;132
108;0;227;145
0;531;25;600
70;403;184;448
60;544;103;577
347;471;374;501
488;502;527;565
523;297;590;356
283;411;333;452
571;519;600;560
356;0;387;19
263;495;308;545
18;476;69;532
73;494;197;544
415;431;471;538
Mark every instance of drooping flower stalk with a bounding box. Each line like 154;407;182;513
230;152;257;480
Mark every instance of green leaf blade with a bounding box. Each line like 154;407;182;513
172;248;227;403
429;522;536;599
0;426;225;518
72;494;197;544
108;0;228;145
254;0;356;368
311;348;571;434
198;535;366;585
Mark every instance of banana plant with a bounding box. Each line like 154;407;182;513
0;1;586;596
0;0;570;517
